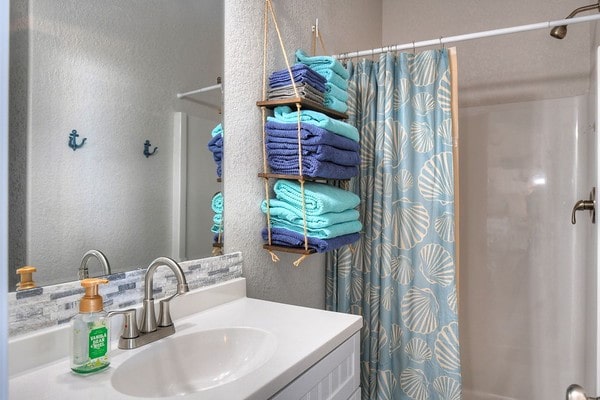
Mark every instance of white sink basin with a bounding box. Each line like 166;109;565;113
111;327;277;398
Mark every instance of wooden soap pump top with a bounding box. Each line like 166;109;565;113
16;266;37;291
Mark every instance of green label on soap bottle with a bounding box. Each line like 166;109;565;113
88;327;108;359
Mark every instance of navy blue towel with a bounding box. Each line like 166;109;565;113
262;227;360;253
265;120;360;152
267;154;358;179
269;64;327;93
266;142;360;166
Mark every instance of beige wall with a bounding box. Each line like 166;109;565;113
382;0;591;107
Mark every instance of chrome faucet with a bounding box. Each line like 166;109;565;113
78;249;111;280
109;256;189;350
140;256;189;333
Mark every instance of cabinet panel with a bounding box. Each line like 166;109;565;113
270;331;360;400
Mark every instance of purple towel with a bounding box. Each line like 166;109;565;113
265;120;359;152
267;154;358;179
269;64;327;93
266;142;359;166
207;134;223;178
262;227;360;253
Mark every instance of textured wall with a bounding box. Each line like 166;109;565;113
13;0;223;287
223;0;381;308
382;0;592;107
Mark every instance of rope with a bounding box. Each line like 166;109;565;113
266;0;300;99
261;0;311;261
293;254;308;267
261;0;274;248
269;251;280;262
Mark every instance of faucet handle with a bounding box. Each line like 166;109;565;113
157;292;184;327
107;309;140;339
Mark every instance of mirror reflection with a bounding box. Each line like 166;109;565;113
8;0;224;290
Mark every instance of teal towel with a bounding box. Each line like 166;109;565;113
274;180;360;215
261;199;359;228
296;49;349;80
269;217;362;239
324;94;348;113
314;68;348;91
213;213;222;225
211;223;223;234
211;192;223;213
271;106;359;142
325;82;349;102
212;123;223;138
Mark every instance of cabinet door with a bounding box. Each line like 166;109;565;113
270;332;360;400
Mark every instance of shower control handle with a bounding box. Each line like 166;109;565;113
566;384;599;400
571;188;596;224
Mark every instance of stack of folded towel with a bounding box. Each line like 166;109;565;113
265;105;360;179
267;63;327;104
295;49;349;114
211;192;223;241
261;180;361;252
207;123;223;178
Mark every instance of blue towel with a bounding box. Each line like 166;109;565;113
325;82;349;102
314;68;348;91
266;142;359;166
269;64;327;93
271;106;359;142
211;123;223;138
211;192;223;213
323;94;348;113
268;217;362;239
295;49;350;80
211;223;223;234
262;199;359;227
274;180;360;215
267;154;358;179
207;134;223;178
265;120;359;152
262;227;360;253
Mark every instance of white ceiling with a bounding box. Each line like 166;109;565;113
381;0;595;107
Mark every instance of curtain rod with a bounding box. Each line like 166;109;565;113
177;83;222;99
334;13;600;59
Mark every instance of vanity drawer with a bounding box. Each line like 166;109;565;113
270;331;360;400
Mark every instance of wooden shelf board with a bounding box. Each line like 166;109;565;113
257;97;348;120
257;173;350;182
263;244;316;255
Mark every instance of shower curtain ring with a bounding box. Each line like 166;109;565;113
412;41;416;54
440;36;445;50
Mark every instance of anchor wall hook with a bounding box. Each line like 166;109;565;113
143;140;158;158
68;130;87;151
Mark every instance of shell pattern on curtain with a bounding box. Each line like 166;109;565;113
326;50;461;400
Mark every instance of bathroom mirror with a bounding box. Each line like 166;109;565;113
8;0;224;290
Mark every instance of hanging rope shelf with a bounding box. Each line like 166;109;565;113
256;98;347;120
258;0;352;267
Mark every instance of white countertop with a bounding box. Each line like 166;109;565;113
9;278;362;400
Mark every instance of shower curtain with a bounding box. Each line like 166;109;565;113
326;49;461;400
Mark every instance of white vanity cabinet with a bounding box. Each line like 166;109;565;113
271;331;361;400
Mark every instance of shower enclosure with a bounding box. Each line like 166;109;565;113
458;44;599;400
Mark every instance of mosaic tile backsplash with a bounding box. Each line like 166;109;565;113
8;252;243;337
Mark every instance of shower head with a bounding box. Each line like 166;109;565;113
550;1;600;39
550;25;568;39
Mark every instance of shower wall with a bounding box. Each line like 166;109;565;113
459;95;591;399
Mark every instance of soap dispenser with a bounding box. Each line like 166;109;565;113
70;278;110;374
